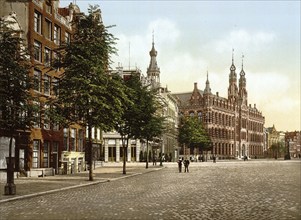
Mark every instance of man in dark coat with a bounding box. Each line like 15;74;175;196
177;159;182;173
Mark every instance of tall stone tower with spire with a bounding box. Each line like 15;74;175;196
147;33;160;89
173;51;265;161
228;50;238;103
238;55;248;106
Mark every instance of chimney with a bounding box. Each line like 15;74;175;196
216;92;219;97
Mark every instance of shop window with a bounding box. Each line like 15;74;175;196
78;129;84;152
32;140;40;168
70;128;76;151
63;128;69;151
43;141;49;167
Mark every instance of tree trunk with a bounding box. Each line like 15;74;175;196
88;125;93;181
146;139;149;169
122;138;128;175
5;134;16;195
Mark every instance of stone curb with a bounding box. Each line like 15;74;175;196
0;167;164;204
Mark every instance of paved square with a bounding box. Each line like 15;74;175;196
1;160;300;220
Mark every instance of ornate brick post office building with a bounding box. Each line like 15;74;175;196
173;55;265;159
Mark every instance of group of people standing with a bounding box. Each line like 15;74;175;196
177;158;190;173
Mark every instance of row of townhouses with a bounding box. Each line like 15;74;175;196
0;0;300;179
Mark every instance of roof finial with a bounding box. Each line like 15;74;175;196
241;53;244;70
152;29;154;46
232;48;234;64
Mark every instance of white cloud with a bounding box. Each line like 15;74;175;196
147;19;180;45
111;18;181;71
213;29;276;53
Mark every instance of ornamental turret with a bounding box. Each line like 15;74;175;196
238;55;248;106
228;50;238;103
147;33;160;88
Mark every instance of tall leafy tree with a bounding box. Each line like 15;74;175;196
0;16;35;194
115;75;164;173
178;116;211;158
49;6;129;181
140;88;165;169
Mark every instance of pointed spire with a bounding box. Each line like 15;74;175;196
147;31;160;88
150;30;157;57
230;48;236;71
152;29;154;45
240;53;245;76
204;71;211;95
241;53;244;69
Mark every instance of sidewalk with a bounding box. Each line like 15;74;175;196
0;164;164;203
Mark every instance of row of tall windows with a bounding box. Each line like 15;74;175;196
32;140;59;168
33;39;59;66
34;10;71;45
249;120;263;132
33;69;58;96
32;101;59;130
189;111;234;126
63;128;84;152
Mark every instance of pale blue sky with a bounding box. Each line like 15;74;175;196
60;0;300;131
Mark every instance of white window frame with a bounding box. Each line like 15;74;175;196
44;47;51;67
54;25;61;45
32;140;40;168
43;141;49;167
34;11;42;34
45;19;52;40
34;40;42;62
34;69;42;92
44;75;50;95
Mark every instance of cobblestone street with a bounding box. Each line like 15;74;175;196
1;160;300;220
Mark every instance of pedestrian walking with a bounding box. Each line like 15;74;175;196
184;159;190;172
177;159;182;173
213;155;216;163
153;156;157;166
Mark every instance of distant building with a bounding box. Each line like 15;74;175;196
100;37;180;163
101;67;143;162
266;125;285;158
173;54;265;159
285;131;301;158
146;38;179;162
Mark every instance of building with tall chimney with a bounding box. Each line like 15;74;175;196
173;53;265;159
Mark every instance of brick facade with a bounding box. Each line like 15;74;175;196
173;58;265;159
